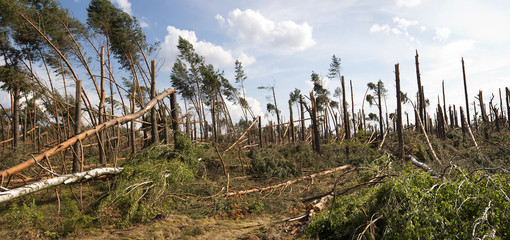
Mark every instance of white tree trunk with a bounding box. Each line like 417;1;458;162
0;167;123;203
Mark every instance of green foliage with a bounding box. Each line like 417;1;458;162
4;200;46;230
248;143;323;179
327;54;341;79
311;71;330;112
87;0;149;69
306;166;510;239
60;197;93;235
249;146;300;179
97;141;210;227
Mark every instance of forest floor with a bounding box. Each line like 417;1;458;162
2;127;510;239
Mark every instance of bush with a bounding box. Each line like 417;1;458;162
248;145;301;179
306;166;510;239
97;136;212;227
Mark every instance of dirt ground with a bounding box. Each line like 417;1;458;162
76;214;305;240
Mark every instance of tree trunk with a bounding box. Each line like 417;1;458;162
98;46;106;164
395;64;404;161
442;80;448;126
0;167;123;204
350;80;356;137
170;92;180;143
12;85;20;148
462;57;470;126
289;100;294;143
72;80;82;173
258;116;263;147
310;92;321;154
272;87;281;143
150;59;159;145
377;81;383;139
300;97;305;142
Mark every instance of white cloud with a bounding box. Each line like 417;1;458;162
140;19;149;28
159;26;256;71
370;16;419;42
396;0;421;7
370;24;402;36
238;53;256;66
224;96;264;123
392;16;418;30
217;9;316;54
110;0;132;15
369;24;390;33
433;27;452;41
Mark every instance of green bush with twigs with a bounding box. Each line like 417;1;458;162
306;164;510;239
97;134;212;227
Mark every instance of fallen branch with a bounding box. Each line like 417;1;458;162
0;167;123;203
407;155;439;177
206;165;352;199
412;104;442;166
0;88;175;181
223;116;259;153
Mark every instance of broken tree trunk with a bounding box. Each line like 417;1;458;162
0;167;123;204
462;57;471;126
0;88;175;181
72;80;82;173
210;164;352;198
395;64;404;161
412;104;442;166
310;92;321;154
150;60;159;145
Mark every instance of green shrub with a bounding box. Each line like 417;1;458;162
248;146;301;179
60;197;93;235
306;166;510;239
97;139;210;228
4;200;46;230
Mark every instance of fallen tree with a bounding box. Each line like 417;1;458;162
0;88;175;183
207;164;353;198
0;167;123;204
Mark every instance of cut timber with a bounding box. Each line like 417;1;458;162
210;165;352;198
0;88;175;181
0;167;122;204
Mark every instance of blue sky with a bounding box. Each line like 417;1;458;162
6;0;510;124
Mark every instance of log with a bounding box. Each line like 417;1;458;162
0;167;123;203
0;88;175;181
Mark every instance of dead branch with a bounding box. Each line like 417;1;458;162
224;116;259;153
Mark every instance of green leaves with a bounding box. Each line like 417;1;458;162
307;167;510;239
87;0;148;69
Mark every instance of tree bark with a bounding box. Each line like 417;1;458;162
377;81;383;139
462;57;470;125
0;167;122;204
72;80;82;173
170;92;180;143
310;92;321;154
12;85;20;148
98;46;106;164
395;64;404;161
289;100;294;143
150;59;159;145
